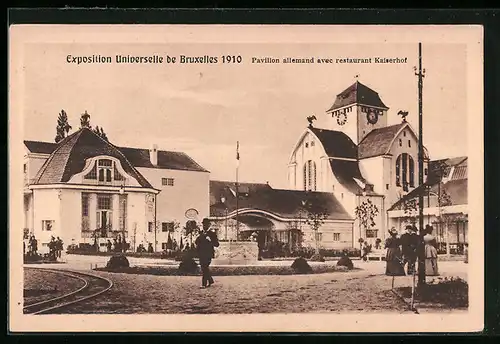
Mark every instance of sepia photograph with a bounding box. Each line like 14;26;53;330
9;24;483;332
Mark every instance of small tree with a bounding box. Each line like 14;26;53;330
304;198;329;254
93;125;109;141
55;109;72;143
184;220;199;247
354;198;379;252
401;197;419;226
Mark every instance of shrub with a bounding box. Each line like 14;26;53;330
106;255;130;269
336;255;354;270
290;257;313;274
23;253;43;263
178;257;199;275
309;253;325;262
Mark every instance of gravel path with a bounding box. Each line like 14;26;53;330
23;268;86;305
66;270;410;314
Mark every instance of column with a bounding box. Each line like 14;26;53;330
112;194;120;233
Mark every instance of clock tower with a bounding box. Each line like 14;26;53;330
326;81;389;144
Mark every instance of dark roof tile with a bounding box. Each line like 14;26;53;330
327;81;388;112
358;123;405;159
209;180;352;221
310;127;358;159
24;141;58;154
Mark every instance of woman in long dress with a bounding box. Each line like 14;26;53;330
423;225;439;276
385;228;405;276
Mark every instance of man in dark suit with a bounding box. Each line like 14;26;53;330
195;218;219;288
400;225;419;275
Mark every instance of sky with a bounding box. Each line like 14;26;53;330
22;41;467;189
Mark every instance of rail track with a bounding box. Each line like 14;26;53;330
23;268;113;315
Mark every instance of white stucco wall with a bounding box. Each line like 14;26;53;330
32;189;61;253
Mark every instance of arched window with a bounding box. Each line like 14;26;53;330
395;155;401;186
303;164;307;190
303;160;317;191
395;153;416;190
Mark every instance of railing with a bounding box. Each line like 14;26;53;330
81;230;128;239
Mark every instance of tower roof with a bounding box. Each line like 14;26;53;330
327;81;389;112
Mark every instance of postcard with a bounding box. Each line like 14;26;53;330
9;24;483;332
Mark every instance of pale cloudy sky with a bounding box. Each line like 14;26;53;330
22;41;467;189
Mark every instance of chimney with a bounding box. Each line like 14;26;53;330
149;144;158;166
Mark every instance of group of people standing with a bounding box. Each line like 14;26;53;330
385;224;439;277
48;236;64;261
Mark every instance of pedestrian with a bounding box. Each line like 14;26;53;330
147;242;154;253
56;237;63;258
400;225;419;275
49;236;57;261
107;240;112;252
195;218;220;288
384;228;405;276
361;241;370;262
423;225;439;276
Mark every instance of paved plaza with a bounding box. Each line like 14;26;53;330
24;255;468;314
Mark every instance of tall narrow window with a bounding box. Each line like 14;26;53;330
312;161;317;191
81;193;90;231
303;164;307;190
409;156;415;187
402;153;408;190
119;194;127;231
395;155;401;186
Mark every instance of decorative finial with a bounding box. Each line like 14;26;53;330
397;110;409;122
306;114;317;128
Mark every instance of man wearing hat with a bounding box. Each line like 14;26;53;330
195;218;220;288
400;224;419;275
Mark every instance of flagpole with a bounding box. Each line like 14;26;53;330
236;141;240;241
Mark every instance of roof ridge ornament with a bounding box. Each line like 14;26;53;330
306;114;317;128
397;110;409;122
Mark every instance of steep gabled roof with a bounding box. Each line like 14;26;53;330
24;140;58;155
32;128;153;188
327;81;388;112
309;127;358;159
209;180;353;221
358;123;406;159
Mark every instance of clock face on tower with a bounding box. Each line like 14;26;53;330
337;112;347;126
367;110;379;124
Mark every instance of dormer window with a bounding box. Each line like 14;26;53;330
98;159;113;182
84;158;125;184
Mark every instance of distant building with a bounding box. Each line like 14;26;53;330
388;156;468;254
209;181;354;249
287;81;431;246
23;128;209;253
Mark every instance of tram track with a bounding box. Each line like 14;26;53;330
23;267;113;315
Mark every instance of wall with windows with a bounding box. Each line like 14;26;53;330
288;131;329;192
32;188;61;253
386;127;427;206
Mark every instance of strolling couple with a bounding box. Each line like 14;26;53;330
195;218;220;289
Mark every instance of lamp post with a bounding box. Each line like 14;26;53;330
415;42;427;287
